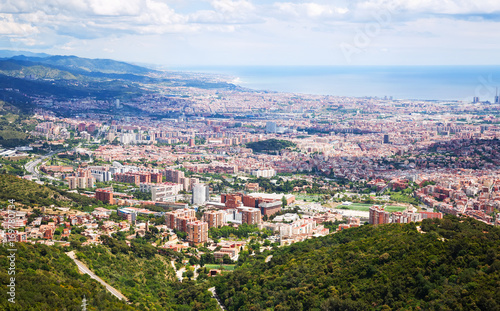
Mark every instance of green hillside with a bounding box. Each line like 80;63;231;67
0;110;32;147
0;243;133;310
76;237;218;310
0;60;78;80
246;139;296;154
12;55;152;75
213;216;500;310
0;174;99;210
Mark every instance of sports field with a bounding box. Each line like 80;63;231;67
338;203;406;212
204;264;236;271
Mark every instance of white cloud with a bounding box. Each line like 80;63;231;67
274;2;349;19
211;0;254;13
356;0;500;15
0;14;38;36
0;0;499;65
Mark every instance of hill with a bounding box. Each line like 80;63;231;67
0;243;133;310
0;54;241;116
10;55;152;75
213;216;500;310
245;139;296;154
0;50;51;58
0;59;79;80
75;237;217;310
0;107;33;148
0;174;98;211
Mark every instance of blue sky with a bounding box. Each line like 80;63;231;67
0;0;499;67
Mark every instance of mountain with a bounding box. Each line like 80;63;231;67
0;243;134;310
213;216;500;310
0;50;51;58
0;53;241;117
0;59;79;80
10;55;153;75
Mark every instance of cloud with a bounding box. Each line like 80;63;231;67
355;0;500;17
0;0;499;66
0;14;38;36
274;2;349;19
189;0;260;25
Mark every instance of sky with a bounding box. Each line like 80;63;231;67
0;0;499;67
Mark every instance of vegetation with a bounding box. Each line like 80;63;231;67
209;224;267;239
0;174;68;207
76;241;217;310
213;216;500;310
0;174;101;210
0;109;34;147
245;139;296;154
0;243;133;310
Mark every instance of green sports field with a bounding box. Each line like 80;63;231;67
338;203;407;212
204;264;236;271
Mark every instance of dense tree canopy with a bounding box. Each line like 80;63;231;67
0;243;132;310
213;216;500;311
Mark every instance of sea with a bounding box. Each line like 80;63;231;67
171;65;500;102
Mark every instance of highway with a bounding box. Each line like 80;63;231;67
24;150;60;181
66;251;128;301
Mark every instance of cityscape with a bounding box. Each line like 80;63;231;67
1;0;500;310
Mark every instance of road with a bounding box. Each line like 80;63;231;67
66;251;128;301
24;150;60;181
208;287;226;311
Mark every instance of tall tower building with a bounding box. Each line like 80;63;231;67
192;183;209;205
383;134;390;144
266;121;277;133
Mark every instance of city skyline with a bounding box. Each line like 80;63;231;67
0;0;499;67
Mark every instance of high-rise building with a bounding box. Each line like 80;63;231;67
266;121;277;133
203;210;224;228
77;123;86;132
151;173;162;183
192;183;209;205
165;169;184;184
240;207;261;225
165;208;196;231
383;134;390;144
187;221;208;245
473;97;480;103
95;189;114;204
87;123;96;133
369;205;390;225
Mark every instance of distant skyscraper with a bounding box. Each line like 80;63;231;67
473;97;480;103
383;134;390;144
495;88;499;104
266;121;277;133
115;99;120;108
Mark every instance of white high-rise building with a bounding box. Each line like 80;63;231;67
266;121;277;133
192;183;209;205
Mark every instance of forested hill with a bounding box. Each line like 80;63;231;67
0;243;133;310
213;216;500;311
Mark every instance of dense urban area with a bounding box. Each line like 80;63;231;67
1;55;500;310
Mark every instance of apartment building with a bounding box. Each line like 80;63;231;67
187;220;208;246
